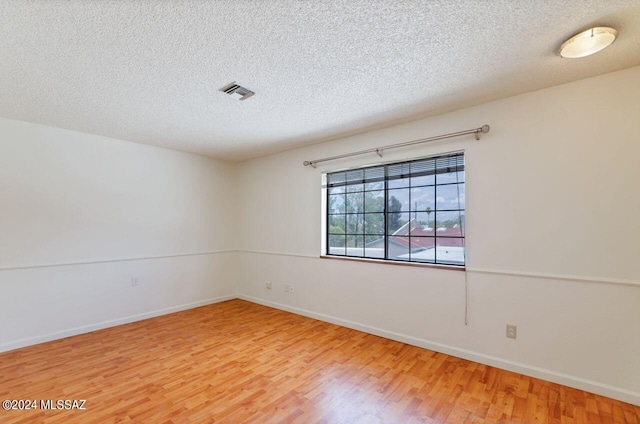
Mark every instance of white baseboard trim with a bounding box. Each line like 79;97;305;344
237;294;640;406
0;294;236;354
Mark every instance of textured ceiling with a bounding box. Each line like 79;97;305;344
1;1;639;161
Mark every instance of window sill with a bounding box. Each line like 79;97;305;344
319;255;465;271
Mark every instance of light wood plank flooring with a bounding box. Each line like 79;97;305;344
0;299;638;423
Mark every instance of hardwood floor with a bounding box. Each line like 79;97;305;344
0;299;638;424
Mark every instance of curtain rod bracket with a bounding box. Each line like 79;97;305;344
475;124;490;141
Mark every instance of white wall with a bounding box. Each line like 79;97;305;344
0;118;237;351
236;66;640;405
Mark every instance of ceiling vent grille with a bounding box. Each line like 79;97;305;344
219;82;255;100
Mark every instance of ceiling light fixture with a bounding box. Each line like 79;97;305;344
559;27;618;58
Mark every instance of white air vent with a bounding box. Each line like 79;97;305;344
219;82;255;100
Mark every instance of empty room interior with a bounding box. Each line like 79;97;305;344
1;1;639;423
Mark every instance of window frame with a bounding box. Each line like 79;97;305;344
321;151;466;269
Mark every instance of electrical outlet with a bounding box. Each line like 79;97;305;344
266;281;272;290
289;285;294;293
506;324;517;339
131;277;138;287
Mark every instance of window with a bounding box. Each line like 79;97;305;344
324;152;465;266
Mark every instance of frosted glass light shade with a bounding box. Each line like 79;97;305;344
560;27;618;58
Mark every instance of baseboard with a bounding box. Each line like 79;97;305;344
237;294;640;406
0;294;236;354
